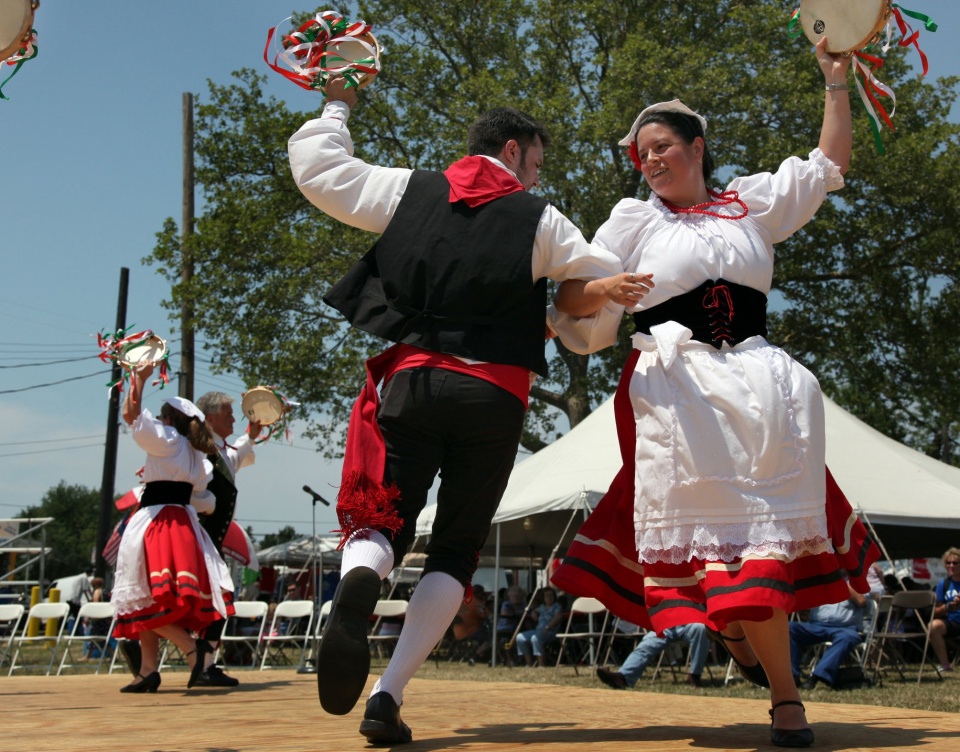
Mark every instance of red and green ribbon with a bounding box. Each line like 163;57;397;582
0;29;37;101
97;326;169;393
241;385;298;444
263;10;380;94
786;4;937;155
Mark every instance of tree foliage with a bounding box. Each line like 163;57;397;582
147;0;959;465
16;482;118;583
258;525;301;551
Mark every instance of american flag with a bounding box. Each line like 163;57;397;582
102;510;135;566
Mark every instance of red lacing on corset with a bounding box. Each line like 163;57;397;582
702;284;735;346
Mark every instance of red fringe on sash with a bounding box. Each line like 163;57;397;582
551;350;880;633
113;506;232;639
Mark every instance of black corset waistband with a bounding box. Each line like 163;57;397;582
140;481;192;507
632;279;767;350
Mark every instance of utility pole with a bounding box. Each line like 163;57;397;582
179;91;196;401
95;267;128;579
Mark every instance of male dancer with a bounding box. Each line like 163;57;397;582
193;390;261;686
289;76;640;744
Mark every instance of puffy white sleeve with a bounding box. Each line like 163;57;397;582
548;198;655;354
233;434;256;471
730;148;844;245
288;101;412;233
190;457;215;515
132;408;180;457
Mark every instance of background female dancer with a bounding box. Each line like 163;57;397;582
111;364;234;693
551;38;878;748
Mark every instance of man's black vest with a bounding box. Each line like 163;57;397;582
200;457;237;555
324;170;551;375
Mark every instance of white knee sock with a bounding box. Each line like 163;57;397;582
373;571;464;705
340;530;395;580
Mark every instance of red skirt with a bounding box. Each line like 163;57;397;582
113;505;233;639
551;350;880;633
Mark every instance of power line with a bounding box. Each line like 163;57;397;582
0;434;103;447
0;441;105;458
0;369;107;394
0;355;101;368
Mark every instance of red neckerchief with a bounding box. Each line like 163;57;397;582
444;155;524;207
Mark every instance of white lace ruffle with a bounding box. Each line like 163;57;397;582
636;515;833;565
807;148;845;193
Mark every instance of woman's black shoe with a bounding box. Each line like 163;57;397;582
769;700;814;748
120;671;161;694
706;627;770;688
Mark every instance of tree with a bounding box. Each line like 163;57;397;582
17;482;119;584
258;525;301;551
147;0;959;465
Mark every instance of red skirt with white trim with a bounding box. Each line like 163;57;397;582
551;351;880;633
113;505;233;639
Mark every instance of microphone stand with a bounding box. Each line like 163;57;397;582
298;485;330;674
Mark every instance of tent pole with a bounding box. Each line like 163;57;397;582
492;524;501;668
858;509;905;591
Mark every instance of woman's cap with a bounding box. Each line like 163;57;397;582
618;99;708;146
164;396;205;421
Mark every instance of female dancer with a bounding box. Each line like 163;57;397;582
551;38;878;747
111;364;234;692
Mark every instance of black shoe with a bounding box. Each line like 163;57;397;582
799;675;819;691
706;627;770;688
317;567;381;715
120;640;142;677
359;691;413;745
192;665;240;687
769;700;815;748
686;673;703;688
120;671;161;694
596;666;628;690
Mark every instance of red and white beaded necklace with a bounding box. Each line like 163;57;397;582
660;188;749;220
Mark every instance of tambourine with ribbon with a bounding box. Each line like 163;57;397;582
264;10;381;93
97;327;170;394
240;385;299;444
788;1;938;154
0;0;39;100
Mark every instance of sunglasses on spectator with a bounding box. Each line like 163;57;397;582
946;561;959;567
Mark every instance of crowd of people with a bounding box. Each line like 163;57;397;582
89;25;956;751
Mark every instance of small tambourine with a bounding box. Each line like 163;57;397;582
97;327;170;393
241;385;298;444
0;0;38;99
264;10;382;93
0;0;36;60
798;0;891;54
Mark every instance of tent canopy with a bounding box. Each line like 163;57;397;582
415;396;960;561
256;535;343;567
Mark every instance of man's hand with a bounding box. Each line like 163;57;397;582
246;420;263;440
324;75;358;109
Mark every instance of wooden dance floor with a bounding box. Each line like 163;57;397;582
4;670;958;751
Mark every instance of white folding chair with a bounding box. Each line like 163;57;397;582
870;589;938;686
368;599;408;659
216;600;269;669
8;601;71;675
553;596;611;675
56;601;116;675
0;604;26;672
259;599;314;670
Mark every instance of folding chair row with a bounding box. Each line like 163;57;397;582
57;601;117;675
215;599;270;670
6;602;71;676
260;599;315;670
553;596;612;675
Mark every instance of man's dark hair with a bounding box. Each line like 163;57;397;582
467;107;551;158
636;110;715;182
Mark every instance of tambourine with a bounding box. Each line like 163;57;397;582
97;327;170;392
264;10;382;93
798;0;890;54
241;385;291;425
0;0;37;61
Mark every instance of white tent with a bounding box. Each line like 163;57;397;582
415;396;960;560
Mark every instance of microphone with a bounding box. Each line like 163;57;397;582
302;485;331;506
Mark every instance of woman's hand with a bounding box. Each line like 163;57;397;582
555;272;654;317
816;35;852;83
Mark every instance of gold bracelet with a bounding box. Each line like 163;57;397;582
825;83;849;91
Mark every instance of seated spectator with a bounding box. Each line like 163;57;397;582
515;587;564;667
931;547;960;674
451;584;492;664
596;623;709;688
496;586;528;665
866;562;886;597
790;580;867;689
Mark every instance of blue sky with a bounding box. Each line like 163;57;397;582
0;2;956;544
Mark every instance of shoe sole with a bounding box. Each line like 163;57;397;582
317;567;381;715
359;719;413;744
